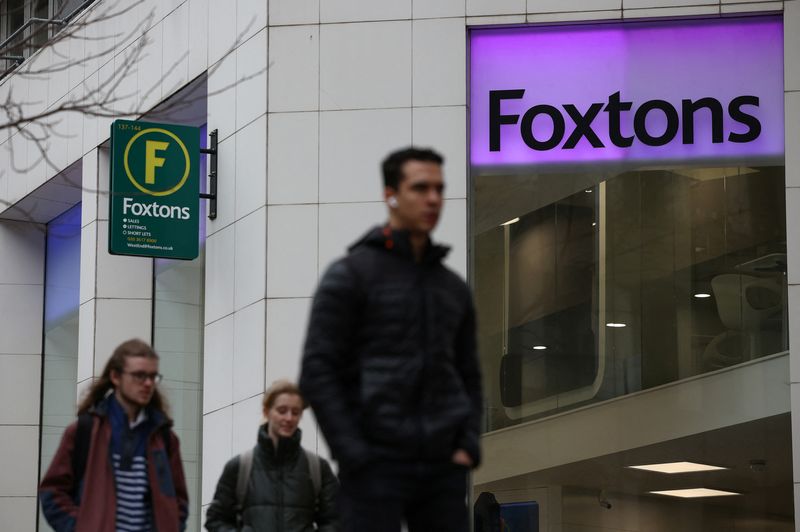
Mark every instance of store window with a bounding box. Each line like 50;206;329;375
38;203;81;531
475;164;786;427
470;15;786;429
470;16;792;531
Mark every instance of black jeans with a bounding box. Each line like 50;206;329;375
338;461;469;532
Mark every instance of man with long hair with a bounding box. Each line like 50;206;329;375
40;339;188;531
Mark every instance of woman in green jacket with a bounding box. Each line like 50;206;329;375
206;380;340;532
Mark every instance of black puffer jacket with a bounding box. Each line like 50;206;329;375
205;426;339;532
300;226;483;474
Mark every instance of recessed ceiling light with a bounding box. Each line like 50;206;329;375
532;345;547;350
694;293;712;299
592;222;597;227
649;488;740;498
628;462;727;474
585;189;592;193
501;217;520;226
606;322;627;328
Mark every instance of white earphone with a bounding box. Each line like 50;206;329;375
387;197;398;208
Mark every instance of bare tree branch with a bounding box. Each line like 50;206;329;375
0;0;266;222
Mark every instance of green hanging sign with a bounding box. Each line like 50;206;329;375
109;119;200;260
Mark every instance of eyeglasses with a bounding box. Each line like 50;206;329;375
122;371;163;384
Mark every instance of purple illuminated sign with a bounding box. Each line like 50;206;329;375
470;17;784;168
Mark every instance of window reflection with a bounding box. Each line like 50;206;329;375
39;203;81;531
474;414;793;531
474;166;787;429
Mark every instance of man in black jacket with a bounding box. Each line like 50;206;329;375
300;147;483;532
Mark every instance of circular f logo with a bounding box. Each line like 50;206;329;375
123;128;191;196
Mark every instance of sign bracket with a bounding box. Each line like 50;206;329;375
199;129;218;220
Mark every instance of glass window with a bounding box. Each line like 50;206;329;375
475;165;787;429
39;203;81;531
55;0;87;17
31;0;51;48
1;0;97;73
153;254;204;531
469;16;792;532
2;0;26;57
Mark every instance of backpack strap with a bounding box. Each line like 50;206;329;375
235;448;255;515
71;413;94;497
304;449;321;499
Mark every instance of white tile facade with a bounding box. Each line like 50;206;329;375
319;21;412;110
268;26;320;113
0;222;43;529
203;314;235;413
318;109;412;203
235;117;269;220
412;18;467;107
320;0;411;23
234;207;267;310
235;30;269;132
1;0;798;530
267;204;319;298
267;112;319;204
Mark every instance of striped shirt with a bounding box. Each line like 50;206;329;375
112;453;152;531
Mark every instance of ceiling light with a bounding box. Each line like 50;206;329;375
585;189;592;193
628;462;727;474
649;488;740;498
694;293;711;299
606;322;627;328
501;217;519;226
592;222;597;227
532;345;547;350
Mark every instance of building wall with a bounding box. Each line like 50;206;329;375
1;0;797;530
0;221;44;532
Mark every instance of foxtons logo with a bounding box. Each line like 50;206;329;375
489;90;761;152
122;198;191;220
123;127;192;196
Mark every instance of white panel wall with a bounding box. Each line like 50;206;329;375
0;221;45;532
201;3;269;516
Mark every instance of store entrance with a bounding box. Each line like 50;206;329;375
475;414;793;531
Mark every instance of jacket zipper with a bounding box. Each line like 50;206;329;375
278;461;285;532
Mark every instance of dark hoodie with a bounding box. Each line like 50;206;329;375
300;226;483;474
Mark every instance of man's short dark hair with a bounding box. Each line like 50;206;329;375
382;147;444;189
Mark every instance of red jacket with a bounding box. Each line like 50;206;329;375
39;402;189;532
